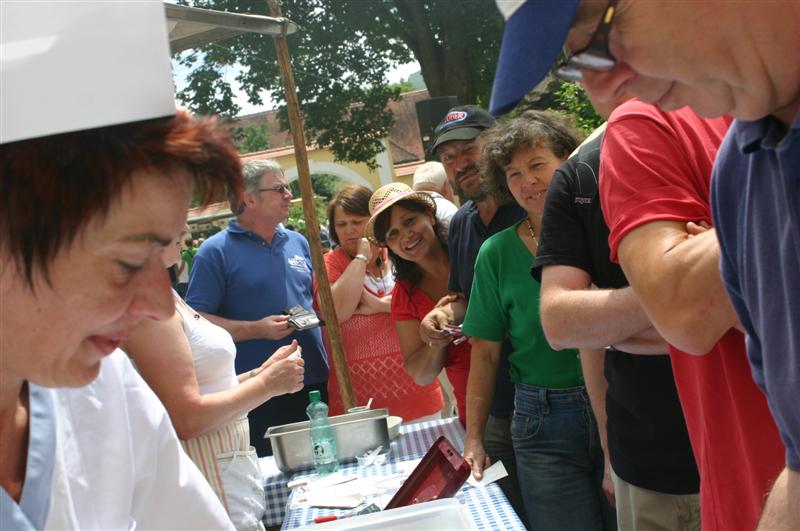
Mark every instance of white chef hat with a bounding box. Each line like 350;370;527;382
1;0;176;144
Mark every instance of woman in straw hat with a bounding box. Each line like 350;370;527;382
461;111;613;529
316;185;445;422
366;183;470;426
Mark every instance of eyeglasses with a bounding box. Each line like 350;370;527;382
256;184;291;195
556;0;618;82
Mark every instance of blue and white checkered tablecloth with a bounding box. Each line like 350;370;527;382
262;417;525;530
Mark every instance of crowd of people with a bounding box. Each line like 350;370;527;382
3;0;800;530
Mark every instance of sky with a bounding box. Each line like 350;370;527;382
172;56;421;117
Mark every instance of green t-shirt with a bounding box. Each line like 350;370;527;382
462;222;583;388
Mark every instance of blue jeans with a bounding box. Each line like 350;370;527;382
512;383;616;530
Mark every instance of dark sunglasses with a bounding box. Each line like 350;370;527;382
556;0;618;82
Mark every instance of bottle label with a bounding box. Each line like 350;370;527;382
312;439;337;464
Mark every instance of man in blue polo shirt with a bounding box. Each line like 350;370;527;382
488;1;800;527
187;159;329;456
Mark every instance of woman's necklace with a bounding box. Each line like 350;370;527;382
525;217;539;247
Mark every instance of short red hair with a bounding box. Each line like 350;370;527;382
0;111;242;285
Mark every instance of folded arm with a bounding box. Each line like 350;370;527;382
617;221;739;354
540;265;666;354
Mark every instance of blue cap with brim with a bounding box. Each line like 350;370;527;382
490;0;580;116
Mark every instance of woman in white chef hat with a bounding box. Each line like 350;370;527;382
0;2;243;529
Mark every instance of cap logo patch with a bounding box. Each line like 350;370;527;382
442;111;468;126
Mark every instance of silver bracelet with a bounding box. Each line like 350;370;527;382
354;253;369;262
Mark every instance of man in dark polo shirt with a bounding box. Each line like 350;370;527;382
419;105;526;523
532;120;700;530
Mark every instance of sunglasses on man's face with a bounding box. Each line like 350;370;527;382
556;0;618;82
257;184;292;195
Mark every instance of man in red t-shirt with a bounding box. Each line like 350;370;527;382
598;99;785;531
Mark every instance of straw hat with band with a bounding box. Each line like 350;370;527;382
365;182;436;246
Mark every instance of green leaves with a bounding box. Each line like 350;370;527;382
552;82;604;134
174;0;504;166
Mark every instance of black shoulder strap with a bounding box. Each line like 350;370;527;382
571;130;604;197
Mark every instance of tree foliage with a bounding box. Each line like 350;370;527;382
551;82;604;134
289;173;341;203
175;0;504;166
286;172;342;231
287;197;327;233
235;122;271;153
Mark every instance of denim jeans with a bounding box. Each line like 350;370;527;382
512;383;616;530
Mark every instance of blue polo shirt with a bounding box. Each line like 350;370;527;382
711;112;800;470
187;221;329;384
448;200;525;417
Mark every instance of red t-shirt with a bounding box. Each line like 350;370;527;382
600;100;784;531
391;278;470;427
315;248;443;421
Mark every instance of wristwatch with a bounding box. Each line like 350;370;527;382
354;253;369;262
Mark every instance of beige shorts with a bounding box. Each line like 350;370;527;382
611;468;700;531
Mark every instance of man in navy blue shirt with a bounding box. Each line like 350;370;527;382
187;159;329;456
419;105;527;523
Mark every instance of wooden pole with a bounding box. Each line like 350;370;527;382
267;0;356;411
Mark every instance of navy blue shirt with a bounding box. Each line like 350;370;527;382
187;221;329;384
448;200;525;417
712;113;800;470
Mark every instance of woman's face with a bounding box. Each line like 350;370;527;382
333;205;369;257
0;170;191;388
383;204;438;263
504;145;567;218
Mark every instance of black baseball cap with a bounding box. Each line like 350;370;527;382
430;105;496;156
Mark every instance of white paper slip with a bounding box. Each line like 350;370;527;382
466;460;508;488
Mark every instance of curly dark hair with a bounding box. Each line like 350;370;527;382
480;110;583;205
373;199;448;286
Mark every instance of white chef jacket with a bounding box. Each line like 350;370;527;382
1;350;235;530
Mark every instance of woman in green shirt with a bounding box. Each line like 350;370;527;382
462;111;614;529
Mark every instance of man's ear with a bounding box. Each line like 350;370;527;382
242;191;257;209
